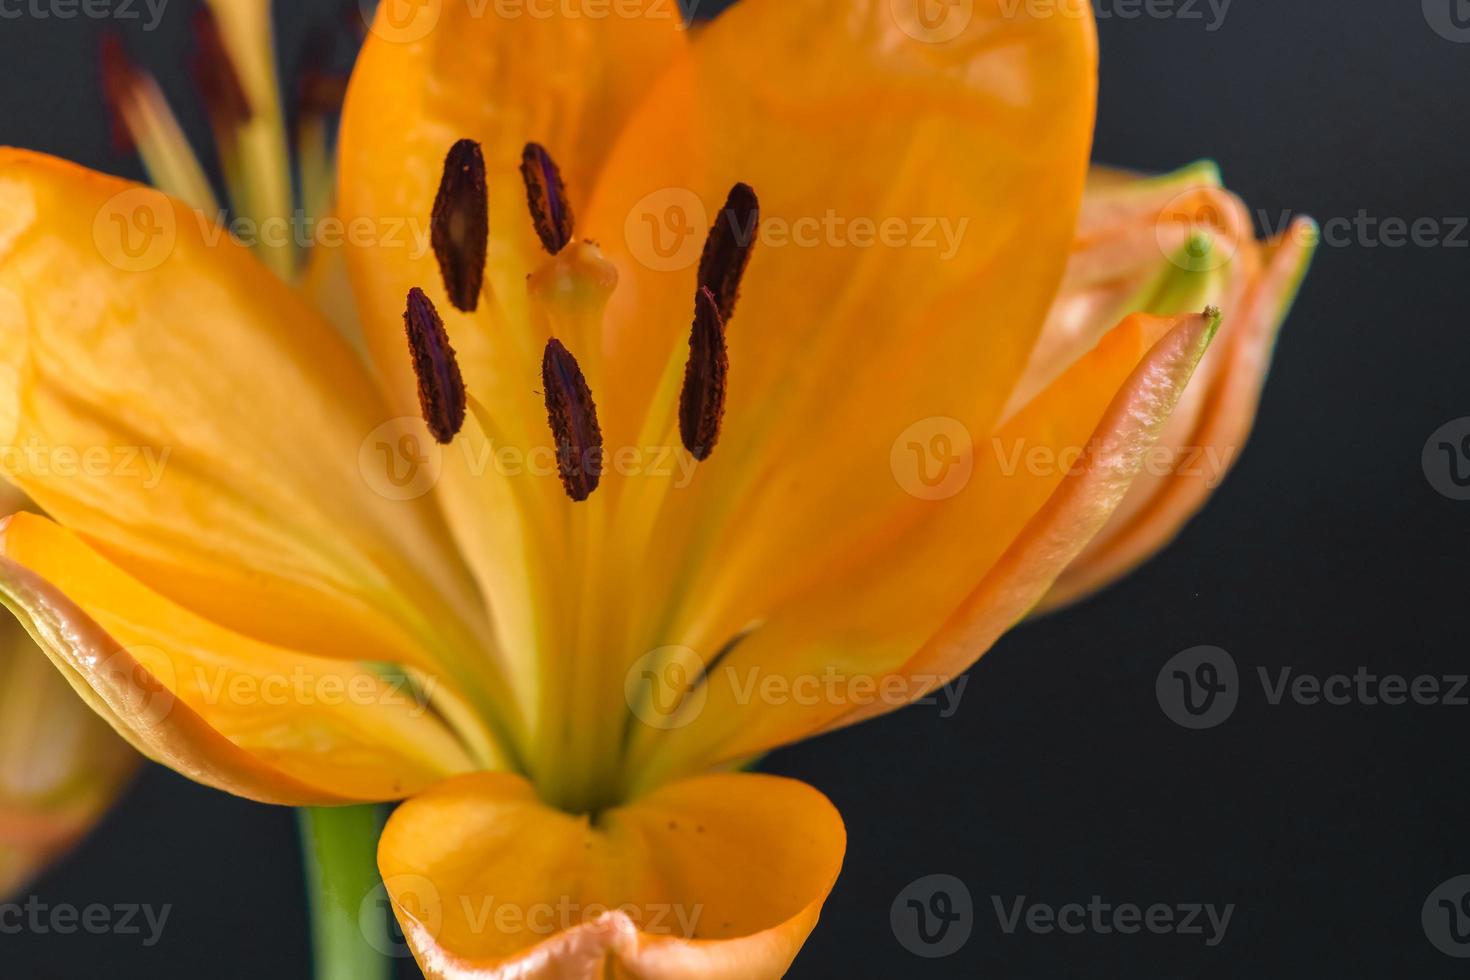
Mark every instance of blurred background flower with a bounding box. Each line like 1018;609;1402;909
0;486;137;898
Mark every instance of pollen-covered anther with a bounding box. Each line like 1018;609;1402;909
403;287;467;444
520;142;575;256
679;287;729;462
431;139;490;313
697;183;759;322
541;338;604;502
190;6;252;132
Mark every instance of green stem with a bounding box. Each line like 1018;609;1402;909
298;805;392;980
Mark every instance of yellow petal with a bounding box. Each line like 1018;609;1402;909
337;1;688;716
580;0;1098;710
0;607;137;897
0;149;499;703
379;771;844;980
0;512;479;805
1043;219;1316;608
630;310;1218;784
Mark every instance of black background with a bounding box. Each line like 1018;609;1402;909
3;1;1467;977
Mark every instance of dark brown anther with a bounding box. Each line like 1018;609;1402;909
697;183;759;323
191;6;252;133
678;287;729;461
541;338;603;501
403;287;467;444
98;32;139;155
431;139;490;313
520;142;575;255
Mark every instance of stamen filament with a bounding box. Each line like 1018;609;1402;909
197;0;296;279
100;35;219;212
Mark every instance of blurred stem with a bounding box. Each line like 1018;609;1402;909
298;805;390;980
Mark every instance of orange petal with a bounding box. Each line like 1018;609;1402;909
378;771;844;980
627;310;1218;785
826;310;1221;732
0;513;478;805
0;606;137;897
0;149;502;708
574;0;1096;757
1042;218;1317;608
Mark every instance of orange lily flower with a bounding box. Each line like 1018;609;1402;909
0;1;1309;976
0;492;136;899
1032;164;1318;609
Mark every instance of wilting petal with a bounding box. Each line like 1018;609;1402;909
1042;219;1316;608
378;771;844;980
630;311;1218;784
0;150;501;706
0;608;137;897
0;513;479;805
